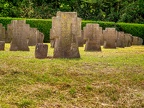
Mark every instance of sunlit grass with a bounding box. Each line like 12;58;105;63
0;43;144;108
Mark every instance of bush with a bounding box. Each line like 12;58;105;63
116;23;144;39
0;17;143;43
81;20;115;30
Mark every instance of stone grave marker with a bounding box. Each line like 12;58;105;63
0;24;5;41
117;31;125;48
77;30;85;47
138;37;143;45
37;31;44;43
0;41;5;50
35;43;48;59
51;11;81;58
9;20;30;51
103;28;117;48
124;33;132;47
28;28;38;46
132;36;139;45
5;24;13;43
84;23;102;51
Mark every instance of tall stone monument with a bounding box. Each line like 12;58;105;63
103;28;117;48
84;24;102;51
9;20;30;51
51;11;81;58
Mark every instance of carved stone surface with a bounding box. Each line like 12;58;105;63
35;43;48;59
84;24;102;51
0;41;5;51
9;20;30;51
117;31;125;48
0;24;5;41
103;28;117;48
51;11;81;58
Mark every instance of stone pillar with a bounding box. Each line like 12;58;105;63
84;23;102;51
35;43;48;59
51;11;81;58
0;41;5;51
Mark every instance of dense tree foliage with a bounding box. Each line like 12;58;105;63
0;0;144;23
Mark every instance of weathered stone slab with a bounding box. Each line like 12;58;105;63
103;28;117;48
77;30;85;47
0;24;5;41
5;24;12;43
132;36;139;45
100;31;104;46
37;31;44;43
124;33;132;47
9;20;30;51
117;31;125;48
0;41;5;51
50;29;55;48
84;24;102;51
28;28;38;46
35;43;48;59
138;37;143;45
51;11;81;58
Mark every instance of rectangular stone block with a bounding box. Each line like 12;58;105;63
35;43;48;59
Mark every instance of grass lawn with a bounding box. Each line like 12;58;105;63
0;43;144;108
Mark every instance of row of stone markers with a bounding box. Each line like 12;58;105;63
0;11;143;59
82;25;143;50
49;11;143;59
0;20;44;51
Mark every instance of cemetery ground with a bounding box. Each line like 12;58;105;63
0;43;144;108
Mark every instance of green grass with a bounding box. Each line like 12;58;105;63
0;44;144;108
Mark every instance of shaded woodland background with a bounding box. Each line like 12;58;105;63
0;0;144;23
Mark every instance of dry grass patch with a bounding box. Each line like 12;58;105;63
0;44;144;107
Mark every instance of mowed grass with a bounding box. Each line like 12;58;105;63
0;43;144;108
